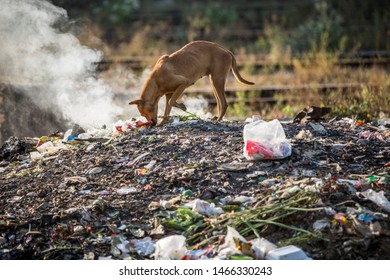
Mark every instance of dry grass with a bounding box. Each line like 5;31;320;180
239;51;390;121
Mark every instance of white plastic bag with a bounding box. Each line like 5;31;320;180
191;199;224;217
243;119;291;160
251;237;277;260
153;235;187;260
360;189;390;213
218;226;247;257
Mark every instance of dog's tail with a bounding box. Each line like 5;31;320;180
230;53;255;85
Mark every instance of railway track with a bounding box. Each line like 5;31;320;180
96;51;390;72
185;82;366;104
110;82;374;112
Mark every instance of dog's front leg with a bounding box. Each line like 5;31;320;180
163;93;173;117
157;93;173;126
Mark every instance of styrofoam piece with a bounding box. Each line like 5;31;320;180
265;245;312;260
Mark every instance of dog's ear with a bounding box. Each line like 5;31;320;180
129;99;143;106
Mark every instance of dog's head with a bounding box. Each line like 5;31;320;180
129;99;157;125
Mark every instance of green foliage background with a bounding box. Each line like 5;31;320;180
53;0;390;53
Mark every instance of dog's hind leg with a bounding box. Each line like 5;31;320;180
209;57;230;121
212;79;227;121
168;78;189;112
209;75;222;120
210;75;228;121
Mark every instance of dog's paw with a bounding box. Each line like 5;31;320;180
156;119;165;126
157;116;169;126
174;102;187;111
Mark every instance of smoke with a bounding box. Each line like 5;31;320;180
0;0;122;128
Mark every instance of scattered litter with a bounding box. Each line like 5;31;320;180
114;118;153;134
129;152;151;166
144;160;157;170
29;151;43;161
313;219;331;232
111;234;130;258
218;226;248;258
92;198;108;211
182;189;193;197
116;187;138;195
65;176;88;183
218;162;249;171
87;167;103;175
357;212;376;223
134;237;156;257
294;130;313;140
334;213;348;225
1;117;389;260
359;131;385;141
251;238;277;260
309;123;327;134
36;141;54;153
160;200;174;210
183;246;214;260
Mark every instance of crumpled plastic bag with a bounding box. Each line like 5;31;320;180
191;199;224;217
359;189;390;213
111;234;130;258
153;235;187;260
218;226;248;258
134;237;156;257
251;237;277;260
243;119;291;160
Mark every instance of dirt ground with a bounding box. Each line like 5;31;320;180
0;118;389;260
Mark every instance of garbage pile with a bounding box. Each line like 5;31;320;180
0;115;389;260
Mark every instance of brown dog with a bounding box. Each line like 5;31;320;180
129;41;254;125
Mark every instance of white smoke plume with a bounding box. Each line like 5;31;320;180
0;0;122;128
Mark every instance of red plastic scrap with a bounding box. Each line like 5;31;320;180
36;136;61;147
36;139;45;148
115;121;153;132
115;125;132;132
359;131;385;141
245;140;274;158
135;120;153;127
334;213;348;225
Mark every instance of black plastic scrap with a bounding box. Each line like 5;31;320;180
293;106;331;124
